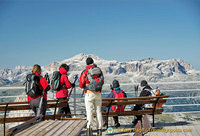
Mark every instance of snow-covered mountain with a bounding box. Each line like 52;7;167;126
1;53;200;85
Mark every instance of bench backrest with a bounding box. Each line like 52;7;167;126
102;96;169;107
0;99;69;124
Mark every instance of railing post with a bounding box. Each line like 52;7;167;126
4;103;9;136
74;87;76;117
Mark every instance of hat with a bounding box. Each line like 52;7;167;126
140;80;148;87
113;80;120;88
86;57;94;65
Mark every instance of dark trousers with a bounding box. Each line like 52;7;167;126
102;106;119;124
30;98;47;120
103;116;119;124
131;105;143;124
57;98;72;118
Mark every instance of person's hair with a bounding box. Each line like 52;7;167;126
140;80;148;87
59;64;69;71
32;64;41;74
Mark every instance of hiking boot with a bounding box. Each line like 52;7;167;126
86;128;92;136
114;123;120;128
103;122;108;127
131;119;138;128
97;129;102;136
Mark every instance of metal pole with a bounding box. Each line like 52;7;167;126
4;103;8;136
74;87;76;117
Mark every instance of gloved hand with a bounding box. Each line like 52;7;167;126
45;85;51;93
110;84;114;90
71;83;75;88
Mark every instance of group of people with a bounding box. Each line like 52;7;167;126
27;57;153;136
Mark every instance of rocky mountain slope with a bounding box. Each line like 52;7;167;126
1;53;200;85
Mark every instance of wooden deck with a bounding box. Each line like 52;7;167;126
82;121;200;136
14;120;87;136
146;121;200;136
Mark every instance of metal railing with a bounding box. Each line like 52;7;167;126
0;82;200;116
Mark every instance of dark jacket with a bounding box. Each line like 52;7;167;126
140;85;152;97
56;67;72;99
133;85;152;111
107;88;127;98
27;72;49;102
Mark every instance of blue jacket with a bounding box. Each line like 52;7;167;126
107;87;127;98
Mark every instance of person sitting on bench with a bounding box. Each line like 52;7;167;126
103;80;127;128
131;80;152;126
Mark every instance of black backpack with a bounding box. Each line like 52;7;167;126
24;74;42;97
51;71;62;91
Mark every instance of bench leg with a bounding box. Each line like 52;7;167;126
152;114;155;127
106;100;113;129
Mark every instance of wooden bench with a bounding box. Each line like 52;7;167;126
102;96;169;135
0;99;74;136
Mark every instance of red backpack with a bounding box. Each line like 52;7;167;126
111;90;126;112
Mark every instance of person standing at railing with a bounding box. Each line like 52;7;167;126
131;80;152;126
79;57;104;136
26;64;50;120
55;64;75;118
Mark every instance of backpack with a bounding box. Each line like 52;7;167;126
86;67;103;92
25;74;42;97
149;89;164;109
111;90;126;112
51;71;61;91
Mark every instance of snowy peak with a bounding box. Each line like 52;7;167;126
61;53;105;64
0;54;199;85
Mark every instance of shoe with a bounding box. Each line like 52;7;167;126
132;119;138;124
131;119;138;128
103;122;108;127
114;123;120;128
97;129;102;136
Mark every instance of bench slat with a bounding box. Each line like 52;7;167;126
102;96;169;101
0;101;68;111
102;99;167;106
101;109;164;117
0;100;68;106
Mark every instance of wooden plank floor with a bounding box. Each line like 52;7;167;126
15;120;87;136
79;121;200;136
145;121;200;136
13;119;200;136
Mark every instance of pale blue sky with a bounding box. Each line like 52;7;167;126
0;0;200;70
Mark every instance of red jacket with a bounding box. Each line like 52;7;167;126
56;67;72;98
79;64;104;90
27;72;49;102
